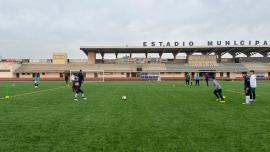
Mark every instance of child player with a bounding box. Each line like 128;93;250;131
212;76;225;102
185;73;190;86
249;70;257;103
194;74;200;86
72;76;87;101
33;73;40;88
242;72;251;104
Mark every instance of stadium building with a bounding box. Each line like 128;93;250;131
1;44;270;81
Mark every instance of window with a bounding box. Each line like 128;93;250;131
137;68;142;71
104;72;113;75
220;72;224;77
227;72;230;78
0;69;10;72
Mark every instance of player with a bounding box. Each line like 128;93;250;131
70;73;75;92
194;74;200;86
242;72;251;104
78;69;84;86
65;73;69;86
72;76;87;101
33;73;40;88
185;73;190;86
205;73;209;86
249;70;257;103
212;76;225;102
70;73;75;82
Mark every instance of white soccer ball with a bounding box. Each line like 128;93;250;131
121;96;127;100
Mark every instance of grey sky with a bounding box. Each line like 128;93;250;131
0;0;269;59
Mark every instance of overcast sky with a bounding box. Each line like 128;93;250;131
0;0;269;59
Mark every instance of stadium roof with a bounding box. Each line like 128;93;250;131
80;46;270;56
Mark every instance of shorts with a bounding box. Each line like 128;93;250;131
245;88;251;96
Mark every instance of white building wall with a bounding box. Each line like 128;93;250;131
0;63;21;78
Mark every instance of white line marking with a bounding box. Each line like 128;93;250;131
1;86;66;100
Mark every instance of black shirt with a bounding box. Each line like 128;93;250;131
65;75;69;81
78;72;84;83
73;79;81;90
244;76;250;89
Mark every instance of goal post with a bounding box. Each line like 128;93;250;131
69;70;105;82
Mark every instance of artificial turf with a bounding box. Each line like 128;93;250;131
0;81;270;152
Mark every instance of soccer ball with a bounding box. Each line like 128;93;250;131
223;96;226;99
121;96;127;100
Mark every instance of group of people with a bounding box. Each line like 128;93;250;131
184;71;257;104
184;73;225;102
185;73;209;86
70;70;87;101
33;70;257;104
242;70;257;104
211;70;257;103
33;70;87;101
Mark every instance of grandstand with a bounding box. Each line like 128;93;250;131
1;45;270;80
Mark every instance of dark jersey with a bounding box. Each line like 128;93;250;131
205;75;209;81
72;80;81;90
244;76;250;89
65;75;69;81
78;72;84;83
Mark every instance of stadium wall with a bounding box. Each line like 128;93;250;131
1;52;270;81
1;72;269;81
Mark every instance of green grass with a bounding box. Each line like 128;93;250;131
0;80;270;152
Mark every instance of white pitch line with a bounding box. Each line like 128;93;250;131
224;89;260;96
1;86;66;100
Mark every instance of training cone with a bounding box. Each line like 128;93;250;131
4;96;11;100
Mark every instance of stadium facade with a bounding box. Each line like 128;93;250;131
1;44;270;81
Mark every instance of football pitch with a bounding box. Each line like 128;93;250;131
0;81;270;152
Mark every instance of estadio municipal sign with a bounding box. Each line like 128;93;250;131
143;40;269;47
